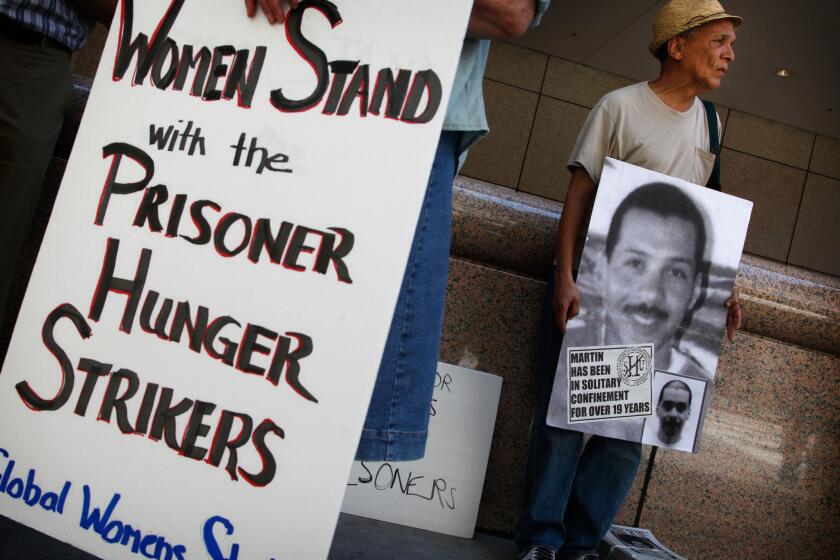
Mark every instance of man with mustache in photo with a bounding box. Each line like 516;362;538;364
515;1;744;558
599;182;710;379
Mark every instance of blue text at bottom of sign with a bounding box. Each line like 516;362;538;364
0;448;280;560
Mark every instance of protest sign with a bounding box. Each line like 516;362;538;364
341;362;502;538
547;158;752;451
0;1;471;558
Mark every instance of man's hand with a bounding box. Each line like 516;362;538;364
467;0;537;40
244;0;299;25
725;287;742;341
552;273;581;334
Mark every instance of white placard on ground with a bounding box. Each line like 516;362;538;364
0;1;471;558
341;362;503;538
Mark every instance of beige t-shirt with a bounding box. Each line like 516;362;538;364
568;81;719;186
565;82;720;266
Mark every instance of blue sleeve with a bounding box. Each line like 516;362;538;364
531;0;551;28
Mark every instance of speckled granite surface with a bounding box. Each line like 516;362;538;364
736;254;840;355
440;258;544;532
452;177;558;278
639;332;840;559
448;176;840;558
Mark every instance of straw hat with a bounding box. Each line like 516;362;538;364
649;0;742;57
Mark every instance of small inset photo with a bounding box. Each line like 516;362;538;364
642;371;708;452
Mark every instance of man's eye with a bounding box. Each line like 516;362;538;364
669;267;688;280
625;258;643;270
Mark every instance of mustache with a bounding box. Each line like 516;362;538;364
621;303;668;321
662;417;683;430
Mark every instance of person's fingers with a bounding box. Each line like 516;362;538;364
568;298;580;321
244;0;257;18
257;0;277;23
289;0;300;8
725;303;741;341
555;295;581;334
555;300;568;334
269;0;289;23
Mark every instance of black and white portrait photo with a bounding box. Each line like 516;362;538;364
547;158;752;450
642;372;708;452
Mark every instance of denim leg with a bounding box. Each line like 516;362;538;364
560;436;642;556
515;275;643;553
515;276;584;551
354;131;460;461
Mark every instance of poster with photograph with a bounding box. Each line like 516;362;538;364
642;372;708;452
0;1;471;558
547;158;752;451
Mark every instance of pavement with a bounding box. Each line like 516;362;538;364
0;513;520;560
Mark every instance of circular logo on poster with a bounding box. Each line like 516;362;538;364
616;346;652;386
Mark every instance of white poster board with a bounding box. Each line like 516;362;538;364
0;1;471;558
547;158;752;452
342;363;502;538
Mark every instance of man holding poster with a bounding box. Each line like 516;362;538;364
515;1;745;559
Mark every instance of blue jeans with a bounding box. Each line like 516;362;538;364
354;131;460;461
515;275;642;555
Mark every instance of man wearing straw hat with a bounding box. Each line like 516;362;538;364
514;1;743;559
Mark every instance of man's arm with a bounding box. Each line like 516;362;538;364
466;0;537;39
71;0;117;26
552;167;596;333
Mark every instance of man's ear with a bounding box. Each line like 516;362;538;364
667;36;685;61
688;271;703;311
594;253;608;300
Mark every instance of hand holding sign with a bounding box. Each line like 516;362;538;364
244;0;299;24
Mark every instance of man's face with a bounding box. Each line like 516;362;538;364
678;19;736;90
657;384;692;443
603;208;702;350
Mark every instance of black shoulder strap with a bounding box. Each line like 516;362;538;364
702;99;721;191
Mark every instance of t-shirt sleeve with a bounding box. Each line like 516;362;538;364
567;102;615;186
531;0;552;28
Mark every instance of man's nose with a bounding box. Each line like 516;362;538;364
723;41;735;62
637;268;668;304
